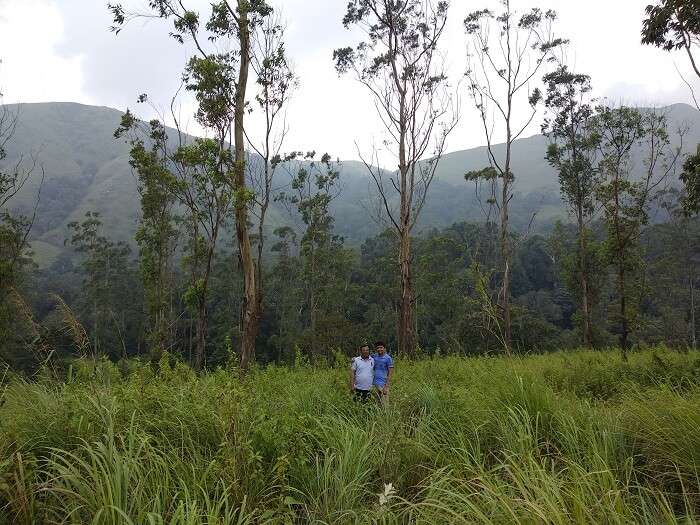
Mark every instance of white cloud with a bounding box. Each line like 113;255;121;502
1;0;698;167
0;0;88;104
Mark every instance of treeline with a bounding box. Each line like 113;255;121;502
1;0;700;373
2;202;700;373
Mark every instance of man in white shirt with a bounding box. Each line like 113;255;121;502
349;344;374;402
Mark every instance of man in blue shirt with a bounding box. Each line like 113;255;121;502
372;341;393;405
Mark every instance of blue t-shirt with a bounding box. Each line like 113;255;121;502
371;353;393;387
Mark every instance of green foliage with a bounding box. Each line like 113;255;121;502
681;145;700;214
641;0;700;53
275;153;355;359
116;115;180;362
593;106;675;350
66;212;137;360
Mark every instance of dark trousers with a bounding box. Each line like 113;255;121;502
353;388;371;403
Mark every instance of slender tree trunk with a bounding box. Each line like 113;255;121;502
501;126;513;353
611;170;628;361
618;260;629;360
500;183;511;353
235;3;259;374
93;297;98;358
195;299;207;370
152;237;166;365
396;73;415;357
398;225;415;355
189;213;199;366
690;273;696;351
578;209;592;347
309;240;318;359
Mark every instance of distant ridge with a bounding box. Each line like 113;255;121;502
2;101;699;265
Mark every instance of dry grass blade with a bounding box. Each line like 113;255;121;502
50;293;91;358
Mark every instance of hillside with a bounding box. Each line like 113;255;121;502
3;102;700;264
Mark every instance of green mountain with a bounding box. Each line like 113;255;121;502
3;102;700;265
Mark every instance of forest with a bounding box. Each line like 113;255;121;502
2;0;700;523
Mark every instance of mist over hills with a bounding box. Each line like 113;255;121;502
3;101;700;264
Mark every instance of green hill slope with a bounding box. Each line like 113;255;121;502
3;102;699;264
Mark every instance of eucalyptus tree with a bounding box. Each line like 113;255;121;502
334;0;457;356
279;152;343;358
542;65;599;346
0;97;32;300
247;13;295;335
266;226;302;362
109;0;284;372
172;138;232;370
593;106;681;358
115;114;178;364
67;212;133;359
464;0;565;352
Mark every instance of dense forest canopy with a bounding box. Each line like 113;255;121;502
1;0;700;373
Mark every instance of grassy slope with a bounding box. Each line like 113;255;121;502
2;347;700;523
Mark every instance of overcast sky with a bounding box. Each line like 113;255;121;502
0;0;698;167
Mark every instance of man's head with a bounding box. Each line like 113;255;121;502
360;344;370;359
375;341;386;355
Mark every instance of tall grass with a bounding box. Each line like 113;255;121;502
1;347;700;523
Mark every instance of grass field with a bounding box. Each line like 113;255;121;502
2;347;700;524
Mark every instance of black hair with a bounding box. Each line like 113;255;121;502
359;343;370;349
374;341;386;348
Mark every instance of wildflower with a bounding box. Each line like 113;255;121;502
378;482;395;506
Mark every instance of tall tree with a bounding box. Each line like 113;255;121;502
542;65;599;346
247;13;295;341
593;106;680;358
649;188;700;348
110;0;280;372
67;212;133;360
280;152;342;358
116;114;179;365
173;139;232;370
334;0;456;356
117;103;235;369
266;226;302;363
464;0;564;352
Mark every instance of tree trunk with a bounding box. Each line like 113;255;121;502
690;273;696;350
235;2;259;374
397;226;415;355
194;298;207;370
194;240;216;371
501;103;513;354
309;240;318;359
578;209;593;347
618;261;629;360
501;169;512;353
151;239;166;366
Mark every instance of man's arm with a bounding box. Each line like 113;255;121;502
349;360;356;391
383;358;394;393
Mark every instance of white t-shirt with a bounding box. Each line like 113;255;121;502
351;356;374;390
